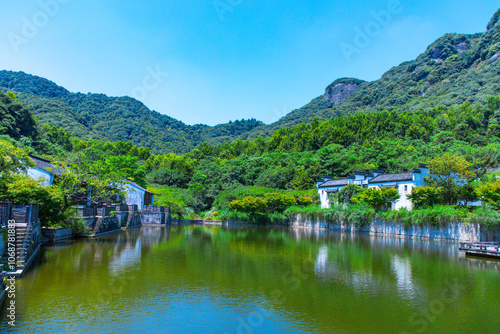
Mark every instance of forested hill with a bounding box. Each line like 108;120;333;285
2;9;500;150
0;70;263;154
245;8;500;137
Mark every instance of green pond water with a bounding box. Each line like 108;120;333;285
0;225;499;333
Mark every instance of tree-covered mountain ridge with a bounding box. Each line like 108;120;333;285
0;70;264;154
2;9;500;150
249;8;500;135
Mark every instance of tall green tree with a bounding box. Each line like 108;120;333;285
0;139;34;174
427;154;472;205
353;188;400;210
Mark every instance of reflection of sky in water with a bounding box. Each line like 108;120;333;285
66;287;311;334
109;237;142;275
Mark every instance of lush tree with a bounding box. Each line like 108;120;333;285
0;139;34;174
353;188;400;210
476;180;500;209
188;173;208;207
55;165;125;214
427;154;472;205
336;184;363;205
0;174;67;226
146;168;190;188
230;196;268;214
89;155;146;187
290;166;313;190
148;186;194;218
42;124;73;151
407;186;442;208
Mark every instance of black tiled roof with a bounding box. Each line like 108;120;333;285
369;172;413;183
29;155;64;176
318;179;349;188
128;181;154;194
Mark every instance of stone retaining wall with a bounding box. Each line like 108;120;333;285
288;215;500;242
140;207;171;225
42;227;73;243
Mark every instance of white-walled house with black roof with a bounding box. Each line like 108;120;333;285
26;155;64;186
123;181;154;210
317;164;431;210
25;156;154;210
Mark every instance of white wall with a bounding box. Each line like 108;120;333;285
319;190;330;209
124;184;145;210
368;183;414;210
395;183;414;210
26;168;53;187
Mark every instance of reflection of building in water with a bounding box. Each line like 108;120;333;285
109;237;142;276
315;246;338;278
312;240;418;299
459;255;500;271
140;226;170;249
391;255;417;300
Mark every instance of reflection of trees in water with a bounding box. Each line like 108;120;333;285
14;225;500;334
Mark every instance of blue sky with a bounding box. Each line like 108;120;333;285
0;1;498;125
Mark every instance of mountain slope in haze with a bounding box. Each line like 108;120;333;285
244;8;500;137
0;71;263;154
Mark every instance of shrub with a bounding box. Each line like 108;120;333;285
263;193;296;213
347;203;376;226
469;206;500;229
407;186;441;208
230;196;268;214
353;188;400;210
284;205;325;220
382;205;468;227
296;196;313;206
476;181;500;209
336;184;363;204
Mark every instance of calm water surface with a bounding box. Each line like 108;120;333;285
1;225;499;333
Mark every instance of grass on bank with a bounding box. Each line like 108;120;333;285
245;204;500;229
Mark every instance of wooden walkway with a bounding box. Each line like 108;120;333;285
459;242;500;259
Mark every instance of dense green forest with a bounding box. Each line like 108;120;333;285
2;10;500;151
259;9;500;133
2;10;500;228
2;83;500;222
0;70;263;154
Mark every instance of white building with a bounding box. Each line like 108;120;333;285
317;164;431;210
26;156;154;210
26;155;64;186
124;181;154;210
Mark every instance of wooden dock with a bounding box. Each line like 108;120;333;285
459;242;500;259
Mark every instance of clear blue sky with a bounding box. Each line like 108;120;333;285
0;1;498;125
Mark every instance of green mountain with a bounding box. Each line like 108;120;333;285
245;8;500;136
2;9;500;151
0;71;263;154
